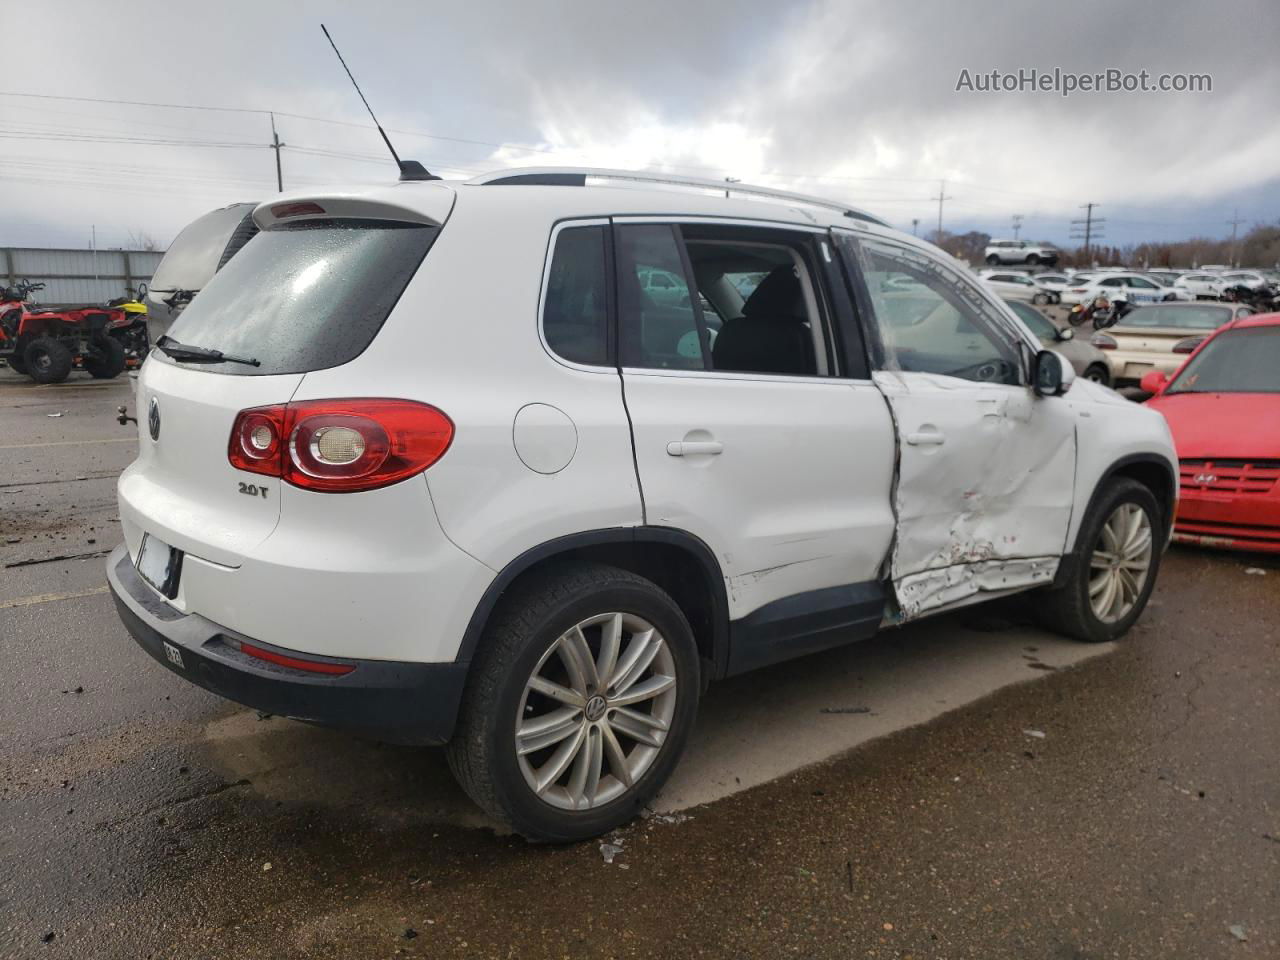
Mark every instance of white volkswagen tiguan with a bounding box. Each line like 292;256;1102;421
108;168;1177;841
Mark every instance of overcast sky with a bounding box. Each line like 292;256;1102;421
5;0;1278;251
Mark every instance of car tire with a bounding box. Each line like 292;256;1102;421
447;561;700;842
23;337;73;384
84;337;126;379
1037;478;1164;643
1083;363;1111;386
1032;292;1050;305
1026;254;1040;265
985;254;1000;265
7;355;28;374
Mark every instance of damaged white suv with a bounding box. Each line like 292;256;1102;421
108;168;1176;841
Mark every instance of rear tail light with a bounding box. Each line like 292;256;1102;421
1091;333;1117;349
1172;336;1205;354
228;399;453;493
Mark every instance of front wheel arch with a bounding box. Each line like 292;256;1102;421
1054;454;1176;589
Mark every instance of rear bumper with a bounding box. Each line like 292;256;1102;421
106;545;468;744
1106;350;1182;384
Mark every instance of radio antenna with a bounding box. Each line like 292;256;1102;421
320;23;437;181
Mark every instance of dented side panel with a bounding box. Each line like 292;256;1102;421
874;370;1078;618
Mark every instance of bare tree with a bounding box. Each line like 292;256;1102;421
127;230;160;252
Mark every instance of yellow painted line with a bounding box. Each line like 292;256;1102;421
0;585;110;610
0;437;136;450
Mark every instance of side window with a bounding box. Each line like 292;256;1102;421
1100;278;1123;288
617;223;835;377
1128;277;1158;289
616;224;704;370
841;234;1023;386
542;225;609;366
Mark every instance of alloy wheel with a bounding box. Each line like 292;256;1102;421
515;612;677;811
1089;502;1153;623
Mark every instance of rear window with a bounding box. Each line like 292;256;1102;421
1116;304;1231;330
1167;327;1280;394
155;219;436;376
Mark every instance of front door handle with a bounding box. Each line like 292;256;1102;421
667;440;724;457
905;429;945;446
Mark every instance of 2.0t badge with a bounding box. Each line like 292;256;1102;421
147;397;161;441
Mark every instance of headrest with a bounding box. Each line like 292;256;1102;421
742;265;805;322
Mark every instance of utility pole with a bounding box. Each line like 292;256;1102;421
1070;202;1105;264
91;225;98;282
270;112;286;193
1011;214;1024;239
723;176;740;198
1226;208;1246;266
931;180;952;246
911;218;919;237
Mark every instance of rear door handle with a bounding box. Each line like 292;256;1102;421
905;429;945;446
667;440;724;457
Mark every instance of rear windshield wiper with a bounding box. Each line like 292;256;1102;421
155;335;260;367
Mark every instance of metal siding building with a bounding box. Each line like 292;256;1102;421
3;248;165;305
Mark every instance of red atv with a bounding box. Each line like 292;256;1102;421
0;280;127;383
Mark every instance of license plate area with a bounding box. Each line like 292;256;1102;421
136;533;184;599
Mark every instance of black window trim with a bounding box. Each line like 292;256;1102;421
537;217;617;372
609;214;865;383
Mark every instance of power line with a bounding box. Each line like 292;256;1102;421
0;89;268;115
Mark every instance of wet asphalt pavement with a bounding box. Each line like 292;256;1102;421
1;367;1277;959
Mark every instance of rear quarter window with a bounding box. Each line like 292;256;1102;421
155;219;437;376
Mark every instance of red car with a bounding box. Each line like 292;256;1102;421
1142;312;1280;553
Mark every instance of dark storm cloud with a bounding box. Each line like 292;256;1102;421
5;0;1277;246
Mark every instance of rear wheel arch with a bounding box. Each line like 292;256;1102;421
458;528;729;680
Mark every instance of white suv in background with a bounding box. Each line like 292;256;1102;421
984;239;1059;266
1174;273;1228;299
108;168;1176;842
1061;272;1178;306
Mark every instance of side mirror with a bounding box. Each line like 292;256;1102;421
1139;370;1169;395
1056;327;1075;342
1033;349;1074;397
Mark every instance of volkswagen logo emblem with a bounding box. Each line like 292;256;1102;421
147;397;161;441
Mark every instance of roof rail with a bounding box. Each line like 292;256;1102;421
465;167;887;227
